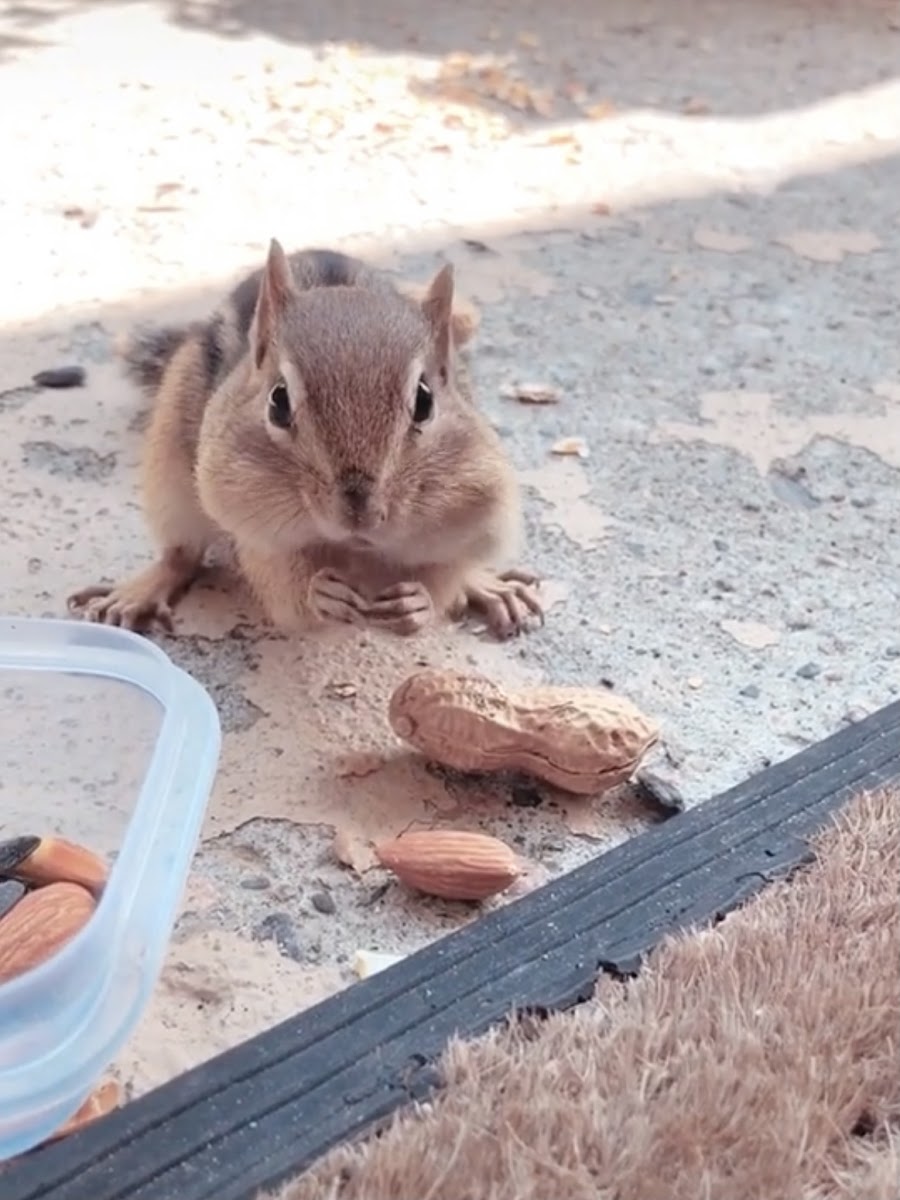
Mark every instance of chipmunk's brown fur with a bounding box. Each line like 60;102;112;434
69;242;542;639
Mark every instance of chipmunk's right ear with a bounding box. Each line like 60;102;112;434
420;262;456;374
251;239;297;370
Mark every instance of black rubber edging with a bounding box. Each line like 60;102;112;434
5;699;900;1200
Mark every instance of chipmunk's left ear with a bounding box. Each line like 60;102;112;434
420;262;455;374
251;238;297;370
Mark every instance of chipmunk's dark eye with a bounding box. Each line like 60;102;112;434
413;376;433;426
267;382;292;430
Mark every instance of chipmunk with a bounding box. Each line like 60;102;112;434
67;240;543;640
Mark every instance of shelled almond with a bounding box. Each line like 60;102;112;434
389;669;660;795
375;830;522;901
0;881;97;983
0;833;114;1145
45;1080;122;1143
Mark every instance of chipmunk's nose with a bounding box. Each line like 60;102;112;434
340;469;384;528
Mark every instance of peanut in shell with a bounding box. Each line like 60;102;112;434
389;669;659;796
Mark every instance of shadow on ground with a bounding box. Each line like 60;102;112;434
2;0;900;124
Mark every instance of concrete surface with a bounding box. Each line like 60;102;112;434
1;0;899;1101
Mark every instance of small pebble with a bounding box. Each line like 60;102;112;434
739;683;761;699
310;890;336;915
252;912;304;962
32;366;86;389
884;645;900;659
239;875;271;891
713;538;729;553
843;706;871;725
787;616;814;631
577;284;600;301
796;662;821;680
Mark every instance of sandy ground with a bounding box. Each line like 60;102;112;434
1;0;899;1102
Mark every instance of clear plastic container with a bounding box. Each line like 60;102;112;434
0;617;221;1161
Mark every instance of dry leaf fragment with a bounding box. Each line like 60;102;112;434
541;130;579;147
558;796;606;839
502;381;561;405
585;100;616;120
720;619;781;649
775;230;881;264
354;949;405;978
551;437;590;459
693;228;753;254
335;751;384;779
506;859;552;897
332;828;374;873
326;681;357;700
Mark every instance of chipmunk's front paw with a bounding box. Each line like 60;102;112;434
462;567;544;640
307;569;369;626
366;581;434;636
67;581;175;633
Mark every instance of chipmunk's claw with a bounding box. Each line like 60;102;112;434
367;581;435;636
463;568;544;640
67;583;175;633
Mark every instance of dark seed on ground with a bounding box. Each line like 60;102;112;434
310;890;336;915
0;836;41;877
0;879;26;919
359;882;391;908
634;769;686;812
32;366;86;389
